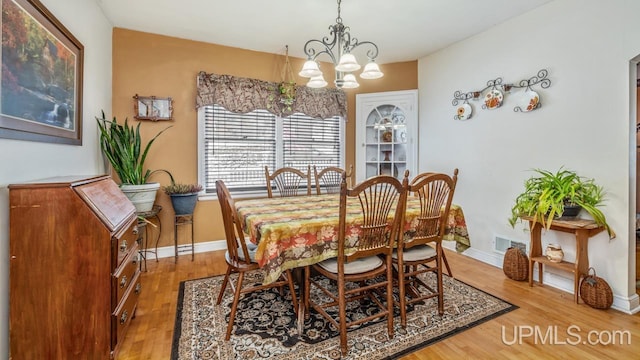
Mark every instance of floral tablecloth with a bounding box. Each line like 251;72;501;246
235;194;470;284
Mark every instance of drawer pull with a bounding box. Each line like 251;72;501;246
132;254;138;265
120;310;128;325
120;240;128;252
132;226;139;235
120;275;127;288
135;283;142;294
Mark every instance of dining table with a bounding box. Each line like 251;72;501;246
235;194;470;286
235;193;470;334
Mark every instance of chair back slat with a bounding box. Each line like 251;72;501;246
314;165;353;195
404;169;458;249
216;180;252;264
340;170;409;260
265;165;312;198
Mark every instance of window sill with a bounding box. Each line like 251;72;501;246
198;189;269;202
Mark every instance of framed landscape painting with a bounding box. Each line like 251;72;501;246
1;0;84;145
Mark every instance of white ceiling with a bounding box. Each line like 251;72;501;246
95;0;553;64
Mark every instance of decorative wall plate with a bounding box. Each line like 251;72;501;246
484;89;503;109
522;90;540;112
455;103;472;120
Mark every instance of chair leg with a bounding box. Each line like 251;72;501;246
397;258;407;328
338;275;348;356
442;250;453;277
216;266;232;305
225;271;245;341
284;270;299;316
386;258;394;338
436;244;444;315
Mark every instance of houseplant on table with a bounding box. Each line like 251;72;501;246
96;110;172;212
162;183;203;215
508;167;615;239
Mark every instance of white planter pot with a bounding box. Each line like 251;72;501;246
120;183;160;213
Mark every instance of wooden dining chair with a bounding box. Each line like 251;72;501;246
264;165;312;198
313;164;353;195
409;172;453;277
304;170;409;356
215;180;299;340
394;169;458;328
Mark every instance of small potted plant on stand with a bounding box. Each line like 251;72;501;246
508;167;615;239
163;183;203;215
97;111;172;212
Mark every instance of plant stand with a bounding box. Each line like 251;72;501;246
174;213;194;262
136;205;162;271
525;216;605;303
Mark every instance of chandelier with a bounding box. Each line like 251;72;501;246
298;0;384;89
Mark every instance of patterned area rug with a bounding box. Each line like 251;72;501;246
171;272;517;359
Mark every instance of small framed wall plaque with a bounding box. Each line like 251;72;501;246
133;94;173;121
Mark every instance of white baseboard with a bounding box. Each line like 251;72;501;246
442;242;639;314
141;239;227;261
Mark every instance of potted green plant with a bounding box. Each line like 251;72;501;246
96;110;172;212
162;183;203;215
508;167;615;239
267;80;296;113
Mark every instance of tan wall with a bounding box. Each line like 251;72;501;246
112;28;417;247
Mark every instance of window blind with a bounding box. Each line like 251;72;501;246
203;105;343;194
204;105;276;192
283;114;341;170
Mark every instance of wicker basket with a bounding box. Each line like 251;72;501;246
502;247;529;281
579;267;613;309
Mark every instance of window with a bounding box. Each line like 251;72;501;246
199;104;344;196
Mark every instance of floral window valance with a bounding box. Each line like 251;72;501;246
196;72;347;119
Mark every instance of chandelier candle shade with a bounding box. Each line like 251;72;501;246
299;0;384;89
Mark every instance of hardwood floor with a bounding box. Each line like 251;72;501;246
118;250;640;359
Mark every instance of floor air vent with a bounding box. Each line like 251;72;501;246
495;235;527;254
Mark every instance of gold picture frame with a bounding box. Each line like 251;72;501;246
133;94;173;121
0;0;84;145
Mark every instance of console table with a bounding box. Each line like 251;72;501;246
525;217;605;303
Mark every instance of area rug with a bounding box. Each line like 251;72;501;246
171;272;517;360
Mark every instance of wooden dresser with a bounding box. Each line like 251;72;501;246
9;175;141;359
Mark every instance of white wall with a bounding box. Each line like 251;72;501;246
0;0;112;357
419;0;639;313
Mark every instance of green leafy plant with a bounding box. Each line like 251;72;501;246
278;81;295;105
96;110;173;185
162;183;203;195
267;81;296;112
508;167;615;239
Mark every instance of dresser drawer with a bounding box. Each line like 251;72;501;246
114;219;139;267
112;271;141;351
113;244;140;307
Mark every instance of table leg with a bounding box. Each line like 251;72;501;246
574;229;590;304
528;222;543;286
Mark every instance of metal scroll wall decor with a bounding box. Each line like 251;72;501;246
451;69;551;121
